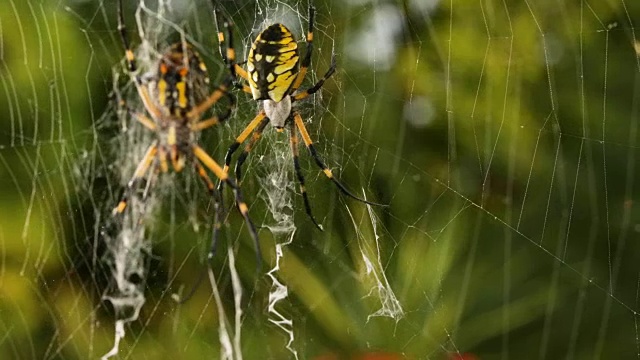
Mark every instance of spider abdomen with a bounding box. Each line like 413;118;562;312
247;24;299;102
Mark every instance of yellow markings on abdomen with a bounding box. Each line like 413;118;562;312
176;81;187;109
278;51;297;62
278;41;297;52
267;51;298;101
268;73;296;102
274;53;298;75
167;126;177;146
278;24;292;39
248;23;301;102
158;79;167;107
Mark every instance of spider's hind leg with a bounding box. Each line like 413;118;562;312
192;145;262;269
289;119;323;231
292;113;386;207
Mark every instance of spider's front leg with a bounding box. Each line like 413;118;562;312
216;111;268;193
117;0;163;119
211;1;251;92
288;119;323;231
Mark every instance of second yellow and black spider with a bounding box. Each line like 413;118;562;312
215;4;385;230
114;0;260;262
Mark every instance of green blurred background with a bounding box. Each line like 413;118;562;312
1;0;640;359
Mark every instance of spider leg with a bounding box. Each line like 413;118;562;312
212;1;253;92
191;116;220;132
197;117;268;276
293;113;386;207
113;142;159;215
117;0;163;119
293;53;337;102
117;0;138;74
218;111;267;190
291;4;315;93
215;111;267;234
234;116;269;182
192;145;262;269
115;90;157;131
212;1;237;79
193;161;224;260
125;106;157;131
191;82;236;132
240;83;252;94
289;120;323;231
187;77;235;120
176;160;224;304
181;3;238;121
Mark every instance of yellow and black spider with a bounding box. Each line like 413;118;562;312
214;4;385;230
113;0;259;260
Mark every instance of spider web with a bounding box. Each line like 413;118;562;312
1;0;640;359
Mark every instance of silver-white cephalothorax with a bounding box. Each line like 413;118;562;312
263;96;292;129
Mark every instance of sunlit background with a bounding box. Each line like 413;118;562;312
1;0;640;359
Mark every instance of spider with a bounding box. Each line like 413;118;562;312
113;0;260;261
214;4;386;231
